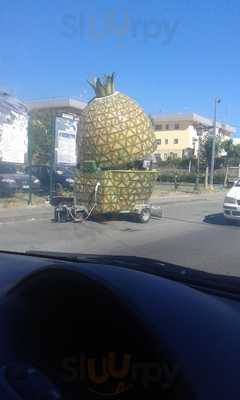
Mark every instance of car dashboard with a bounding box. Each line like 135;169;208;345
0;253;239;399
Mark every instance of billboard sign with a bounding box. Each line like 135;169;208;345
0;92;28;164
55;114;78;165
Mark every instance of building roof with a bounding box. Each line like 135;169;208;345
152;112;236;134
26;97;86;111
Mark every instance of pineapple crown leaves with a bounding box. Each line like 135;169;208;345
87;73;115;98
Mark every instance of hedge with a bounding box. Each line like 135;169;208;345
157;172;225;184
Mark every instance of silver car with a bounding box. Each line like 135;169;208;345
223;179;240;221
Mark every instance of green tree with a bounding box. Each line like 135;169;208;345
199;135;221;187
221;139;235;166
28;111;53;165
221;140;240;166
148;114;155;129
234;145;240;162
200;135;221;169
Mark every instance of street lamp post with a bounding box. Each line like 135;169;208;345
49;112;56;203
194;131;201;191
209;97;221;189
28;124;33;206
193;124;205;191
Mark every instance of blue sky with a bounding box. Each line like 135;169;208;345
0;0;239;134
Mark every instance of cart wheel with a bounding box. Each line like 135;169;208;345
136;208;151;223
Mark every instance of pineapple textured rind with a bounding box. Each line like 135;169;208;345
77;92;156;168
74;170;156;213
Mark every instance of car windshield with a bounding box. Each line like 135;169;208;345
1;0;240;282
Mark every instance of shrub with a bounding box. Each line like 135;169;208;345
156;159;197;170
157;171;225;184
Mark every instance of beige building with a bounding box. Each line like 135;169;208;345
151;112;235;161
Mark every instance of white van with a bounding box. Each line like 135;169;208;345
223;179;240;221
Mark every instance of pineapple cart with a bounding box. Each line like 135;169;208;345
53;73;162;223
74;168;159;223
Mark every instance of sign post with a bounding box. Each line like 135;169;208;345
28;125;33;205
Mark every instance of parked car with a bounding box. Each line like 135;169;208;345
0;175;17;196
0;163;40;194
223;179;240;221
25;164;75;192
55;165;75;190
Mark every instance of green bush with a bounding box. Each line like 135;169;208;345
157;171;225;184
156;158;226;171
157;172;202;183
156;159;197;170
213;173;225;184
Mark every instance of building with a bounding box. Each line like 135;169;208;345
233;138;240;145
151;112;235;161
26;97;86;116
26;98;87;165
0;92;28;164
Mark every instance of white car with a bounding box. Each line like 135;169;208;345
223;179;240;221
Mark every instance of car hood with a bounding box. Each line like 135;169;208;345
226;186;240;200
0;173;18;181
0;173;38;182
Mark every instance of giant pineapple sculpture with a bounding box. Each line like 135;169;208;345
75;74;156;213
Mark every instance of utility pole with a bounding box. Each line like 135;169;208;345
194;136;200;190
28;123;33;205
209;97;221;189
49;112;56;203
194;124;204;191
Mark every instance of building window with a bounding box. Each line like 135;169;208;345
174;138;179;144
165;139;168;144
155;153;161;161
156;139;161;145
155;124;162;130
164;153;168;160
170;152;178;160
175;123;180;129
165;124;169;130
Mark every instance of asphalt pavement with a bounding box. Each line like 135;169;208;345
0;192;240;277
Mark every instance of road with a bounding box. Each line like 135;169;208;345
1;192;240;276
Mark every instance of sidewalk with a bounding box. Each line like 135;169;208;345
0;190;226;224
150;190;226;206
0;204;52;224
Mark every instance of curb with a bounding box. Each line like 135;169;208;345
151;191;225;206
0;205;52;224
0;192;225;224
151;198;209;206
